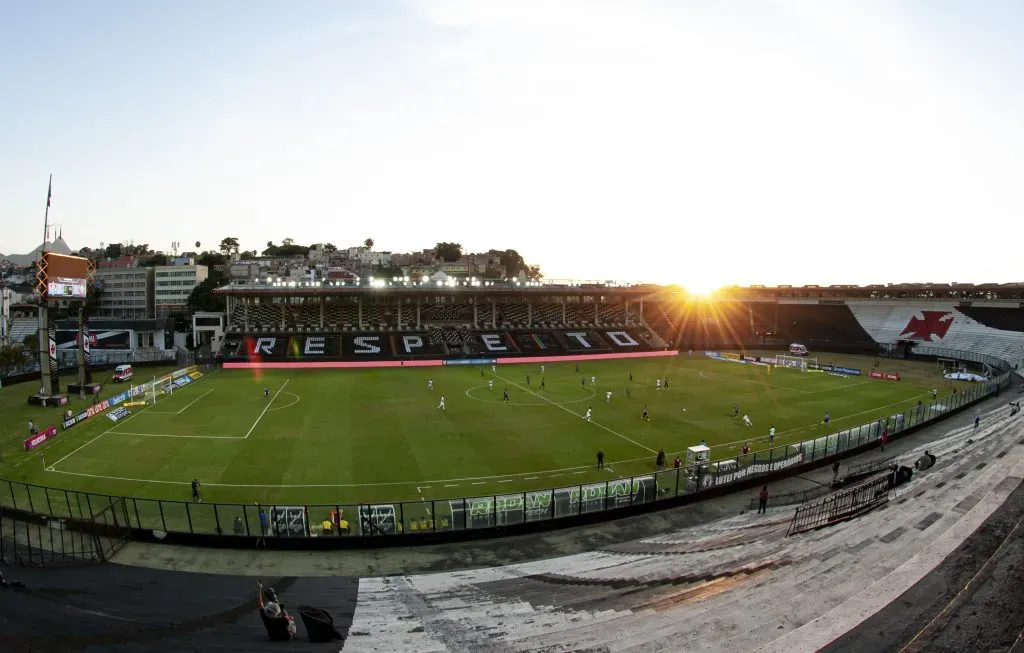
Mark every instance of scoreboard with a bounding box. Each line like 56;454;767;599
47;276;88;299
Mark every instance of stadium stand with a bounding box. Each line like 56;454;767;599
7;317;36;344
5;405;1019;651
849;302;1024;370
776;304;876;353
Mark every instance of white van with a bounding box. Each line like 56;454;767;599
112;364;134;383
789;343;809;356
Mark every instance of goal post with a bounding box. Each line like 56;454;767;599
776;354;815;372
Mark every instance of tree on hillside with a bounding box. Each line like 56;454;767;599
140;253;168;267
282;237;295;247
104;243;123;259
219;237;240;256
197;251;227;267
526;264;543;280
364;238;374;249
239;250;257;260
188;268;227;313
323;243;337;252
434;242;463;262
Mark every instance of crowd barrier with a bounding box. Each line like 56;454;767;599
0;351;1012;548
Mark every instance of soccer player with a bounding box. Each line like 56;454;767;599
591;375;596;386
641;404;649;420
427;379;433;391
769;425;776;444
540;378;546;390
503;388;509;403
488;380;494;391
656;378;662;390
491;364;496;374
596;449;604;470
437;396;446;411
191;478;201;502
629;372;633;382
526;375;531;386
823;411;830;426
626;386;632;399
932;386;938;400
605;390;612;403
264;387;270;399
733;404;740;418
743;414;752;427
541;364;545;374
583;406;592;422
581;376;586;388
664;377;670;389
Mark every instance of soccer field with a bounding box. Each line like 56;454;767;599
1;353;953;507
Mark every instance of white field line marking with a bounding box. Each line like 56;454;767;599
463;384;595;406
493;372;657;454
714;390;937;451
12;453;42;468
245;379;290;439
40;389;944;489
108;431;243;440
175;388;214;414
46;403;156;471
266;391;301;411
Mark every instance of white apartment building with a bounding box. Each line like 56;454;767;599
154;264;208;316
94;267;154;319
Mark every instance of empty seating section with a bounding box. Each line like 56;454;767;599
598;303;633;325
958;306;1024;332
424;303;471;322
531;303;562;325
7;317;36;343
497;303;528;327
776;304;875;351
850;302;1024;370
428;326;469;346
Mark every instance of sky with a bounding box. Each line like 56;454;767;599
2;0;1023;291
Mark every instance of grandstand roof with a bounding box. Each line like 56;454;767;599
214;279;660;297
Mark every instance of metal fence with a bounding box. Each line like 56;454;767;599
0;497;131;566
788;473;893;536
0;365;1009;546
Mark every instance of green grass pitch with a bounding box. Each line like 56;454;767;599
0;353;954;514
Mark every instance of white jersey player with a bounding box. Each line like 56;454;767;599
541;364;545;374
488;380;494;391
591;376;596;386
492;364;496;373
427;379;433;391
437;396;446;411
769;425;776;443
656;378;662;390
743;414;752;427
605;391;612;403
583;406;593;422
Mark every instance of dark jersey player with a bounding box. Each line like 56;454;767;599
641;404;649;421
264;387;270;399
503;388;510;403
191;478;201;502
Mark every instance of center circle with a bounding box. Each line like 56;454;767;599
463;384;597;406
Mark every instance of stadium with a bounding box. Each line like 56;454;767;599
4;2;1024;649
3;276;1024;651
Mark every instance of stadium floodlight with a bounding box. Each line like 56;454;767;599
404;276;410;282
265;276;272;283
422;275;429;283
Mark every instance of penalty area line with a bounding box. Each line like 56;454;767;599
494;372;657;454
245;379;290;439
45;403;156;471
175;388;215;414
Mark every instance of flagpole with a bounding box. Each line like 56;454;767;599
42;174;53;249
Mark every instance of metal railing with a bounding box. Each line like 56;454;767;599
788;473;894;536
0;365;1009;547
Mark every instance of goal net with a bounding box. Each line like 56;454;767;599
776;354;816;372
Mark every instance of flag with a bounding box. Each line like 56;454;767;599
46;177;52;208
